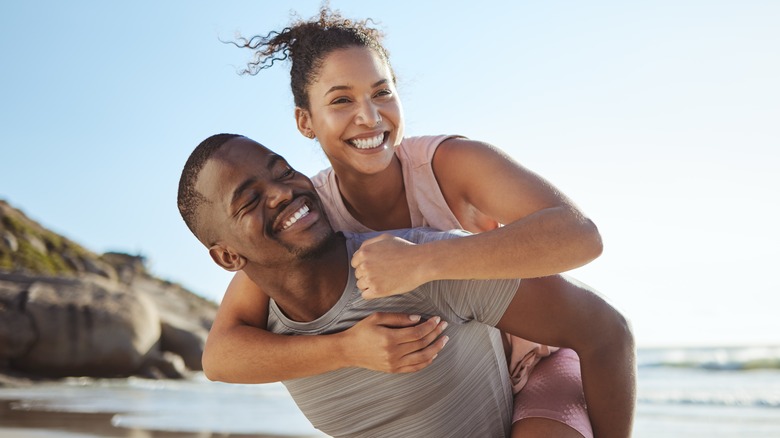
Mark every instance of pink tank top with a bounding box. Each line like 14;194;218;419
311;135;462;233
311;135;554;391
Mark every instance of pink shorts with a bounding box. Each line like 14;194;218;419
511;348;593;438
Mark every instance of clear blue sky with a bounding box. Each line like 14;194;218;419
2;1;778;347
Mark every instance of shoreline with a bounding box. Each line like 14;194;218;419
0;371;326;438
4;352;780;438
0;399;316;438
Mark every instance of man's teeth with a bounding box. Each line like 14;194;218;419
350;133;384;149
282;205;310;230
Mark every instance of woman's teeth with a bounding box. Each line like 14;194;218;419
282;205;310;230
350;133;384;149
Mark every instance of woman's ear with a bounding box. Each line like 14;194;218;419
295;107;315;139
208;244;246;272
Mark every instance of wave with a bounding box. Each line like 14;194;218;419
638;346;780;371
638;392;780;409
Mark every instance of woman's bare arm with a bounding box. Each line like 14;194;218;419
352;138;604;298
202;270;448;383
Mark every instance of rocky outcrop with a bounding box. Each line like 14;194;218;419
0;200;218;381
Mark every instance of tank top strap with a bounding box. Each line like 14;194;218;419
396;135;464;230
311;167;374;233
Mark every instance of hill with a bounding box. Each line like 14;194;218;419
0;199;218;384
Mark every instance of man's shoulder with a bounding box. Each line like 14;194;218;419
344;227;471;246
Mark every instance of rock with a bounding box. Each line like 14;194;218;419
0;199;218;380
101;252;146;284
1;232;17;252
0;280;36;360
23;233;47;255
61;251;86;272
7;275;160;377
160;322;206;371
140;351;189;379
82;257;118;282
128;275;215;372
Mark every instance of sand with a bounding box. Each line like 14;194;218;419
0;399;317;438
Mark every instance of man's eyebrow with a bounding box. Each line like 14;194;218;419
267;154;285;169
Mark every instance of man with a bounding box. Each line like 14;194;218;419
177;134;634;437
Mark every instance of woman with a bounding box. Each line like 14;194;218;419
206;7;635;438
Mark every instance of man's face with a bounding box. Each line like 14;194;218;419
196;137;335;269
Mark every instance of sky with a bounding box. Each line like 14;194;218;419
1;1;778;348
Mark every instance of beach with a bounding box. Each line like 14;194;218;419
0;375;327;438
1;346;779;437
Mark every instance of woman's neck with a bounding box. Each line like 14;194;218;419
334;156;411;230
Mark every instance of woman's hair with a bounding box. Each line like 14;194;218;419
233;5;393;110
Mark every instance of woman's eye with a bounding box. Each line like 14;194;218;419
330;97;351;105
375;89;392;97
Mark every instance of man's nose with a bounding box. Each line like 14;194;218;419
265;182;294;209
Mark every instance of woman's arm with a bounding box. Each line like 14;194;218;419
351;138;603;297
202;270;449;383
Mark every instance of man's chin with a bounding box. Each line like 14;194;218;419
289;229;341;260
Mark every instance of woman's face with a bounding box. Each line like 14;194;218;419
297;46;404;177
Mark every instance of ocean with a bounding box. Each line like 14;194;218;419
634;345;780;437
1;346;779;437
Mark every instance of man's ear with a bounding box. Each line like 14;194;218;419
295;107;314;139
208;244;246;272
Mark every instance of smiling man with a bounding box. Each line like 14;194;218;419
177;134;634;438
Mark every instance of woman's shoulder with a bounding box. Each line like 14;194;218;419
399;134;462;150
310;166;334;186
398;135;465;165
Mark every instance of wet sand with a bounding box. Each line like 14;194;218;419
0;399;318;438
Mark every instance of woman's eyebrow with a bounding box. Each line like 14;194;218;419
324;79;389;97
324;85;351;96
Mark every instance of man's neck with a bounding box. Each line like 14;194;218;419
243;234;349;322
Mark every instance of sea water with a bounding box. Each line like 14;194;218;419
0;376;325;437
634;345;780;437
1;346;779;437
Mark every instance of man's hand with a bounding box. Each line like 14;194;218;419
351;234;427;299
341;312;449;373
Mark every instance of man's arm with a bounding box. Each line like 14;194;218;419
202;271;449;383
495;275;636;438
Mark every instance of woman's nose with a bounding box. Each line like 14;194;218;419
355;101;381;127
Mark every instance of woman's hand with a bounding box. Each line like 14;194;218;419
351;234;429;299
341;312;449;373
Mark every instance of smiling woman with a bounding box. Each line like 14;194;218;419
297;46;410;231
295;47;404;181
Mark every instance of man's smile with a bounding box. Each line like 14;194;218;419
272;197;318;234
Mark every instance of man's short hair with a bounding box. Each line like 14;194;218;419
177;133;242;245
